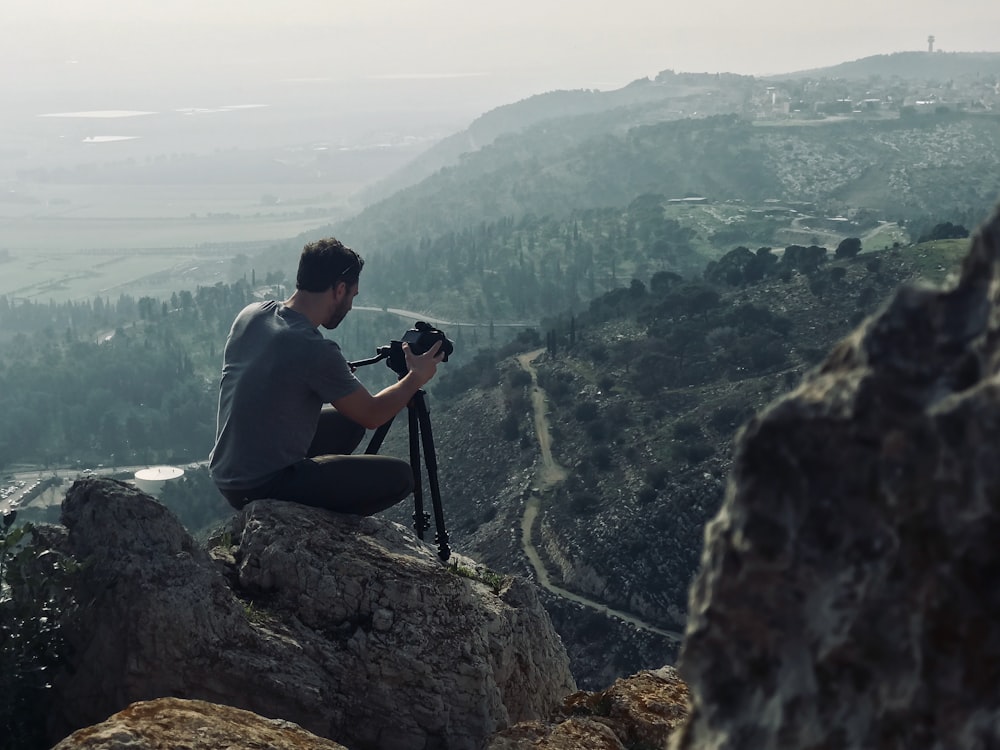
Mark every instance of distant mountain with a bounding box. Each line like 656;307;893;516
334;114;999;286
359;52;1000;209
770;50;1000;82
357;71;756;205
259;52;1000;325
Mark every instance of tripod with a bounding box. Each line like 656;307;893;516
349;350;451;561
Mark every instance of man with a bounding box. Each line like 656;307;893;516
209;237;444;514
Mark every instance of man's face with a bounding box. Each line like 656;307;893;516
323;280;358;329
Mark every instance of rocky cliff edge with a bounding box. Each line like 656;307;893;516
44;479;575;750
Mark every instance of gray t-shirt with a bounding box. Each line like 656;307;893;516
209;301;361;490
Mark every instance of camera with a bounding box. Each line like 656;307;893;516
383;321;454;377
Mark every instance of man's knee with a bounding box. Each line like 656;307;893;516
389;458;415;499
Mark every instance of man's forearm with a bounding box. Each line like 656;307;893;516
366;372;427;427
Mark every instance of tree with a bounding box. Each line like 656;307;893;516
650;271;683;296
919;222;970;242
835;237;862;259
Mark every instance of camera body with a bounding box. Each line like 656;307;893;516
384;321;454;377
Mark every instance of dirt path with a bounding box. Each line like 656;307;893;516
515;350;683;643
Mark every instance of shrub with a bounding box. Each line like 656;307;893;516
709;405;742;433
645;464;670;489
672;420;703;441
584;420;608;441
570;491;603;515
501;412;520;441
835;237;862;259
637;486;658;505
1;513;77;750
507;369;532;389
592;446;614;471
674;441;715;464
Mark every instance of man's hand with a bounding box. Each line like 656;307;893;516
335;340;445;429
403;340;444;386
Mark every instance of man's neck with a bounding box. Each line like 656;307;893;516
284;290;324;328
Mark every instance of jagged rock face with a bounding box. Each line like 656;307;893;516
52;697;348;750
48;479;575;750
673;208;1000;749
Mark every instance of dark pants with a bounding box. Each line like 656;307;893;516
221;407;413;516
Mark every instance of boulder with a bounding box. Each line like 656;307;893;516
51;697;348;750
673;208;1000;748
48;479;575;750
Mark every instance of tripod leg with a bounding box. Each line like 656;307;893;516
364;417;394;456
413;391;450;561
408;403;429;539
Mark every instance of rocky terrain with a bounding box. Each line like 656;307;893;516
34;478;574;750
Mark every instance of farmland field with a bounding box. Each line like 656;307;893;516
0;181;359;302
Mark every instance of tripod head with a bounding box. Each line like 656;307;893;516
349;321;454;378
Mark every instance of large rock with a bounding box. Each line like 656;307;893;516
673;208;1000;749
52;697;348;750
488;666;689;749
47;479;575;750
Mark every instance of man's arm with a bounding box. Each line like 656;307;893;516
332;341;444;430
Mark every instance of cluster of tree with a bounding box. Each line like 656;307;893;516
700;237;873;289
917;221;971;243
0;269;517;474
0;326;216;469
350;199;706;324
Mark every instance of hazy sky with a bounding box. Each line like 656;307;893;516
4;0;999;120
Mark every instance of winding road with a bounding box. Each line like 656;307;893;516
515;349;684;643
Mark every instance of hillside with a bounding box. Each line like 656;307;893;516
774;50;1000;82
337;113;1000;255
362;51;1000;208
358;72;755;205
380;236;971;686
304;113;999;326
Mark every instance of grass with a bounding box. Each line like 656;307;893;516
903;239;970;286
448;561;508;595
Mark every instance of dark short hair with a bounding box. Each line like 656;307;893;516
295;238;364;292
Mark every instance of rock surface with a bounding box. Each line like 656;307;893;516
673;208;1000;749
488;666;689;749
51;697;348;750
46;479;575;750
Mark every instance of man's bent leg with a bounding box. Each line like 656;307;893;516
307;406;366;457
266;454;413;516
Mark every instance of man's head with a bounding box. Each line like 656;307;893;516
296;238;364;292
295;238;364;329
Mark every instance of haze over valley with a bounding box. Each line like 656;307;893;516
4;0;1000;696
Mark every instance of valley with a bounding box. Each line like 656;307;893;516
1;50;997;692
